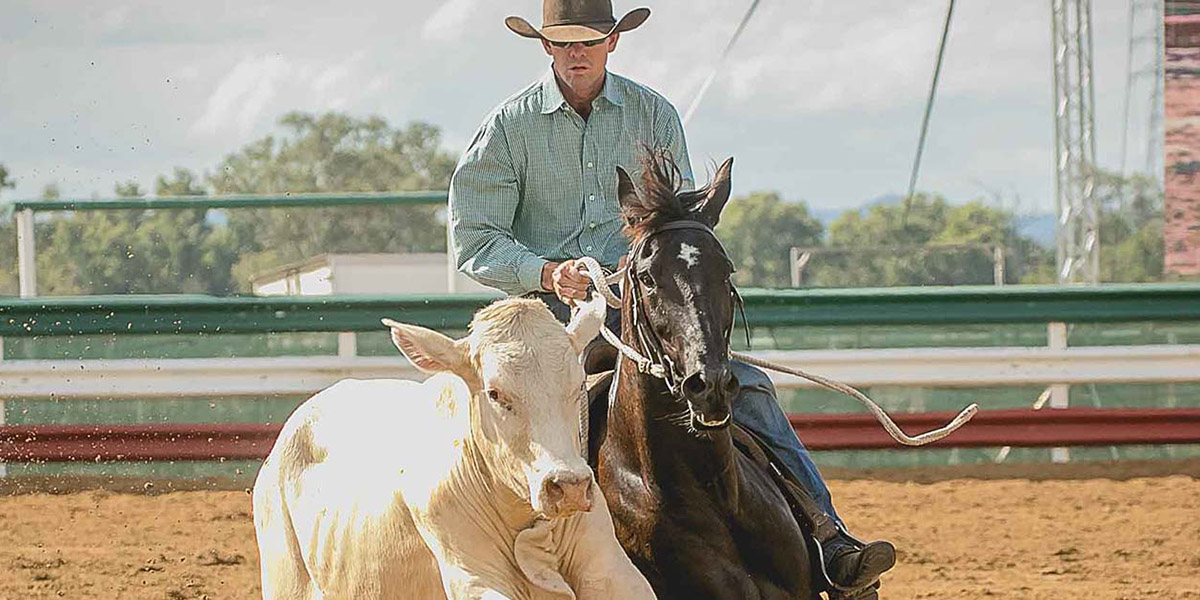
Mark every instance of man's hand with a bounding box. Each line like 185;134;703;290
542;260;591;304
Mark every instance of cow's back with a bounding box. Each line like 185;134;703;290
254;375;470;600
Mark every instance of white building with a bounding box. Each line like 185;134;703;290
251;253;495;296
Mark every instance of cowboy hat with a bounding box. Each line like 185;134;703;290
506;0;650;43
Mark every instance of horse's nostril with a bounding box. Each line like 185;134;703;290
682;373;707;397
722;369;740;395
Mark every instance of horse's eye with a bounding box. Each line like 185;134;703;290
638;271;655;288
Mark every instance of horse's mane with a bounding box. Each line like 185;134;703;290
623;150;714;242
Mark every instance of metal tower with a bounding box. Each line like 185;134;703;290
1121;0;1166;179
1051;0;1100;284
1146;1;1165;177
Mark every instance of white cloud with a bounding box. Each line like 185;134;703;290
188;50;386;140
95;5;130;31
313;51;365;94
421;0;480;42
191;54;292;138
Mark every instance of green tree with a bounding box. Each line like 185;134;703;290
0;163;14;193
1096;170;1163;282
716;191;823;288
807;195;1048;287
0;163;15;295
35;171;239;295
210;111;456;289
1017;169;1165;284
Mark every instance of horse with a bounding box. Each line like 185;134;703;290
592;152;818;600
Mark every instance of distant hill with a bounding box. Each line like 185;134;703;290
806;193;1055;248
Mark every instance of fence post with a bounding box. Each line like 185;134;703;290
0;335;5;477
337;332;358;358
16;208;37;298
993;245;1006;285
1047;321;1071;463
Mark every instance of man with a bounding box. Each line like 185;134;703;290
449;1;895;597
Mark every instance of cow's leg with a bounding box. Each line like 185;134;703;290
435;557;522;600
564;485;656;600
253;466;323;600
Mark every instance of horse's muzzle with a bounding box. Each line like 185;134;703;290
683;365;739;430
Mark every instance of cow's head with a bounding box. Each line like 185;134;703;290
383;295;605;520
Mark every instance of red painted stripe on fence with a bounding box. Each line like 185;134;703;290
2;408;1200;462
791;407;1200;450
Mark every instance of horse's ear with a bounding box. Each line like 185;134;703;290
616;165;639;215
697;157;734;227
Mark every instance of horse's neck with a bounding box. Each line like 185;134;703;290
610;349;739;488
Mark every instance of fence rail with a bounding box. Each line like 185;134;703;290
8;191;448;212
4;408;1199;462
4;345;1200;400
5;283;1200;337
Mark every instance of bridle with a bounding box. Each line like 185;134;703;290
623;220;748;398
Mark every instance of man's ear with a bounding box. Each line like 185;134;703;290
616;165;640;216
695;157;733;227
381;318;469;375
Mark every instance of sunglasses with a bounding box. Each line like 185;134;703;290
548;36;609;48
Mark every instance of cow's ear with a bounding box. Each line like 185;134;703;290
382;319;468;374
565;293;606;355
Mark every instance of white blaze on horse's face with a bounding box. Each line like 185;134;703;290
385;296;606;519
678;243;701;269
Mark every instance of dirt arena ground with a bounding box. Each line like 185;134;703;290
1;461;1198;600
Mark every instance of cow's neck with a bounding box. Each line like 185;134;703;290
461;421;540;535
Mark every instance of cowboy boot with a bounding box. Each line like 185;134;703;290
822;531;896;599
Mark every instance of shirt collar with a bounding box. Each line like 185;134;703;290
539;68;624;115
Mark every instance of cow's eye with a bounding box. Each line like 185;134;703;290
486;389;512;412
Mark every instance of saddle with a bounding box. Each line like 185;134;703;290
582;343;879;599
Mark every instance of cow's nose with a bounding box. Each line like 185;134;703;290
543;470;594;516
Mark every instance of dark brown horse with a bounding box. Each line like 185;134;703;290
593;153;817;600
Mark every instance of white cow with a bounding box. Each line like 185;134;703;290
253;296;654;600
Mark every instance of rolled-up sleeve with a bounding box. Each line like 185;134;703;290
449;113;547;296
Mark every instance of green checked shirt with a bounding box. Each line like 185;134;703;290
450;68;694;295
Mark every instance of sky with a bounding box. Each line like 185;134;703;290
0;0;1162;215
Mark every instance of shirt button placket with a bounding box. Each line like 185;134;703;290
582;128;598;258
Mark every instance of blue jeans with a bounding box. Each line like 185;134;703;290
728;360;843;527
529;292;843;526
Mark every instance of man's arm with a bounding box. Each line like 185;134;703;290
449;113;548;296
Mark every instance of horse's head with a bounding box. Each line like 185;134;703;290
617;152;740;431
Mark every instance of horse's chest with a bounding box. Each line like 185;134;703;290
645;512;806;600
635;477;809;600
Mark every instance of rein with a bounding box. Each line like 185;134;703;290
573;223;979;447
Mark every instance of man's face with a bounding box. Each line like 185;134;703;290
542;33;620;95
